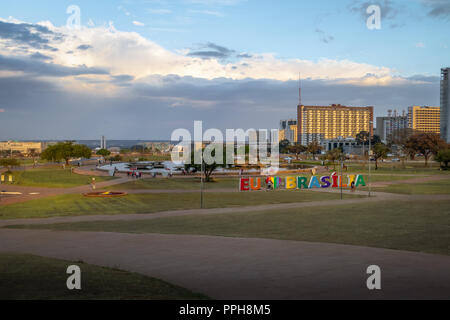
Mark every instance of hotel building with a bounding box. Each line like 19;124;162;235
407;106;440;134
297;104;374;145
441;68;450;142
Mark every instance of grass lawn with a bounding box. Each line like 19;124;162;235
370;179;450;195
16;200;450;256
0;253;207;300
107;174;418;191
107;177;239;191
0;190;360;220
4;168;115;188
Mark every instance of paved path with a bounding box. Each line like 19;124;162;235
0;229;449;300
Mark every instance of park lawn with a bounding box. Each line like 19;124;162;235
0;191;360;220
6;168;115;188
0;253;207;300
107;174;416;191
16;200;450;256
106;177;239;191
370;179;450;195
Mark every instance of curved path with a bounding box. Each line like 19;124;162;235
0;229;449;300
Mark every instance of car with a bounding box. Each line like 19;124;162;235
391;158;400;162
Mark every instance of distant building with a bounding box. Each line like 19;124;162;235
408;106;440;134
279;119;298;144
376;110;409;143
297;104;373;145
441;68;450;142
322;137;362;155
100;136;107;149
0;141;44;154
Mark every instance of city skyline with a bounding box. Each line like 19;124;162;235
0;0;449;140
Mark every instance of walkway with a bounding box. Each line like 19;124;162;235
1;229;448;299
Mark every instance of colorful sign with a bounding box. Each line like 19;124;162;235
239;172;366;191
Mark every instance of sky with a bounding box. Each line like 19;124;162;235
0;0;449;140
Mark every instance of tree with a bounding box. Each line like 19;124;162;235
185;145;227;182
307;141;322;160
326;148;342;170
28;148;40;168
405;133;447;166
0;158;20;171
279;139;291;153
356;131;370;145
435;149;450;170
372;143;390;170
96;149;111;157
287;144;307;160
41;142;92;165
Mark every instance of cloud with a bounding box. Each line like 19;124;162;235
0;54;109;77
132;21;145;27
422;0;450;20
415;42;426;48
0;74;439;140
189;9;224;17
77;44;93;51
348;0;400;20
315;29;335;44
186;0;245;6
187;42;235;59
30;52;52;61
147;9;172;15
0;17;419;91
0;19;61;51
0;108;5;113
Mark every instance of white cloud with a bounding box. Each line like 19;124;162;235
189;9;224;17
132;21;145;27
415;42;426;48
0;17;407;88
147;9;172;15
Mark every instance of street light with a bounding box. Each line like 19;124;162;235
368;121;373;198
339;137;343;200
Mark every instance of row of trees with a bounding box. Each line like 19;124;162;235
41;142;92;165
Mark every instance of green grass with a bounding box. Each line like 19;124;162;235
0;253;207;300
0;191;360;220
16;200;450;256
370;179;450;195
4;168;115;188
107;177;239;190
108;174;418;191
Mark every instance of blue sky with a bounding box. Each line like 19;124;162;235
0;0;449;139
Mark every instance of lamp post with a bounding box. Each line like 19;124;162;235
368;121;373;198
200;144;204;209
339;137;343;200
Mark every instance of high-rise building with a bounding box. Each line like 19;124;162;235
441;68;450;142
408;106;440;134
297;104;373;145
100;136;107;149
279;119;298;144
376;110;408;143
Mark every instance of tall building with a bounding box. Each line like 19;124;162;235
279;119;298;144
100;136;107;149
408;106;440;134
297;104;373;145
441;68;450;142
376;110;409;143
